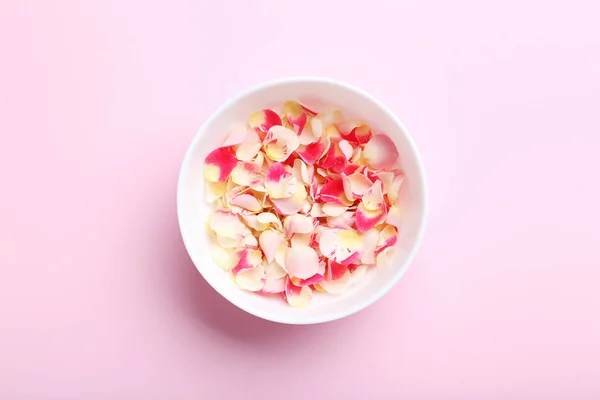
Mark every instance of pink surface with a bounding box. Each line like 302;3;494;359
1;0;599;398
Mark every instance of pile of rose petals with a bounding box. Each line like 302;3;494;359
204;101;403;307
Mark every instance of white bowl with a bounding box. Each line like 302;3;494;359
177;77;428;324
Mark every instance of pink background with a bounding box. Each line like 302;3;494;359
1;0;599;398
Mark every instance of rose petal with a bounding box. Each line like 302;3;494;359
326;260;348;280
376;245;398;268
321;203;348;217
319;270;352;294
235;263;265;291
355;203;387;232
274;245;288;270
265;162;297;199
248;109;282;139
350;147;362;163
318;109;344;127
231;161;262;186
291;273;324;287
377;225;398;253
326;211;355;229
319;178;346;205
353;125;372;144
362;180;385;210
259;230;285;264
230;193;263;212
319;228;363;263
206;180;227;203
296;135;327;165
256;212;283;230
310;203;326;218
360;229;380;264
347;173;373;197
211;246;231;270
386;205;402;229
285;277;312;307
292;158;313;185
387;174;404;205
264;126;300;162
265;260;287;279
204;147;237;182
362;134;399;170
242;214;267;231
338;139;353;160
319;138;347;173
375;171;395;194
341;174;355;202
236;140;262;161
271;184;307;215
262;276;286;293
209;210;251;239
231;248;263;275
286;245;320;279
311;117;323;138
290;233;312;248
217;235;240;248
284;214;315;236
241;234;259;248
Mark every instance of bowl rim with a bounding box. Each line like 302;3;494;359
177;76;429;324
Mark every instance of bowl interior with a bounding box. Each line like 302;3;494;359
177;78;427;324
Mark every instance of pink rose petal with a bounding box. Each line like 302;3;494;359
231;161;262;186
248;109;282;139
326;211;355;229
256;212;283;229
319;178;344;204
204;147;237;182
360;229;380;264
319;138;347;173
231;248;263;275
206;181;227;203
326;260;349;280
236;140;262;161
376;245;398;268
265;162;297;199
362;180;385;211
296;135;327;165
209;210;251;239
355;203;387;232
362;134;399;170
320;270;352;294
210;246;231;270
386;205;402;229
291;273;324;287
235;263;265;292
387;174;404;205
271;184;307;215
265;260;287;279
321;203;348;217
376;225;398;253
259;230;285;264
264;126;300;162
230;193;263;212
346;172;373;197
284;277;312;307
262;276;286;293
319;228;363;263
285;245;320;279
284;214;315;236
